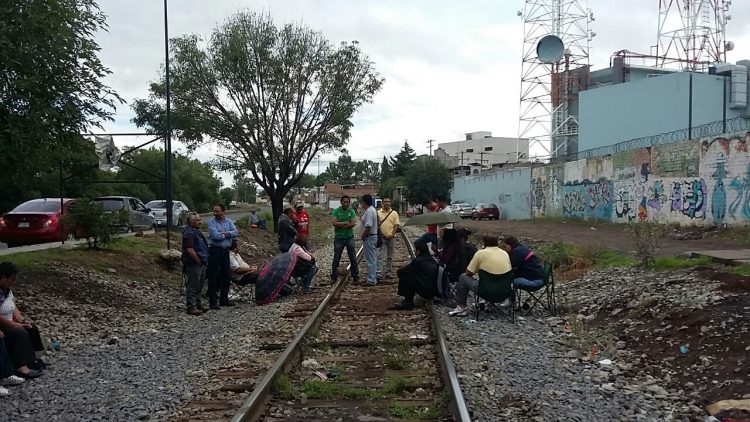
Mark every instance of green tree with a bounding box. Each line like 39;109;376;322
391;141;417;178
233;174;257;204
132;12;383;231
115;148;221;213
0;0;123;211
380;155;392;184
378;176;405;200
404;157;451;204
219;187;236;208
294;174;317;189
354;159;380;184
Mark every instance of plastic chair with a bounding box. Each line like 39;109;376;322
474;269;516;323
516;262;556;316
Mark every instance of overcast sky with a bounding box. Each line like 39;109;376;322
94;0;750;185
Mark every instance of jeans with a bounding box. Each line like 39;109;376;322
378;237;396;275
301;264;319;290
456;273;479;306
513;277;545;290
416;232;438;247
208;246;231;305
363;235;378;285
258;219;267;230
185;263;206;308
332;237;359;280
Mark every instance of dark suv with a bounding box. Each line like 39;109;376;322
471;203;500;220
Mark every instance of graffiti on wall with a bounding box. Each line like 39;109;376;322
562;179;613;220
669;179;707;219
530;177;545;217
700;133;750;224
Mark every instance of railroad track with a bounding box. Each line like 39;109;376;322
232;230;469;422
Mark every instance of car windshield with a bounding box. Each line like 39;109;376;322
146;201;168;208
12;200;61;213
94;199;125;211
490;204;498;208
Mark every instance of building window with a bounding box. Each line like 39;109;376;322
466;148;474;153
484;146;493;151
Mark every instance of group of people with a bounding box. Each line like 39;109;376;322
0;262;48;397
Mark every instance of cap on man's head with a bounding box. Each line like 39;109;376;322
295;203;304;208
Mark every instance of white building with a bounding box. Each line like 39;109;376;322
434;131;529;175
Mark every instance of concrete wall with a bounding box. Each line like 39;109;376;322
579;72;741;151
450;130;750;227
452;167;531;220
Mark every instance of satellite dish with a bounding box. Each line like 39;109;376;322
536;34;565;64
95;135;122;171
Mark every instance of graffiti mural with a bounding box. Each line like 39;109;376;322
728;163;750;221
700;132;750;225
530;177;546;218
563;179;613;220
670;179;707;219
563;188;585;218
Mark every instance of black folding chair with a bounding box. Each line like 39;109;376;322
516;262;556;316
474;269;516;323
230;273;257;302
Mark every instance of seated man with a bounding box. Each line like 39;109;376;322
449;236;511;317
247;210;267;230
391;241;439;310
229;240;258;286
289;234;318;294
501;236;545;290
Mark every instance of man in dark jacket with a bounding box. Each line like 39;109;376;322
391;241;439;310
501;236;545;289
182;212;210;315
277;207;297;253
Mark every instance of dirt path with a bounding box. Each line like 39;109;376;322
452;219;746;257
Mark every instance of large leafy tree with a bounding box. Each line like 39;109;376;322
404;157;451;204
391;141;417;178
0;0;122;211
233;173;257;204
132;12;383;230
316;151;379;185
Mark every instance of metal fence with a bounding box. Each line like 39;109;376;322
552;116;749;162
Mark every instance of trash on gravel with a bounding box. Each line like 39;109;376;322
313;371;328;380
598;359;613;366
705;399;750;416
302;358;322;370
409;334;428;340
679;344;689;354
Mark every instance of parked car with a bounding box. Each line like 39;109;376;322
93;196;155;233
145;200;189;227
450;203;474;219
0;198;77;247
471;203;500;220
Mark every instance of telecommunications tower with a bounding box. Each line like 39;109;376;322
517;0;594;159
655;0;733;71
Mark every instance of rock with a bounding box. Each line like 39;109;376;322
106;268;117;274
615;341;626;350
646;385;668;396
301;358;322;370
107;336;119;345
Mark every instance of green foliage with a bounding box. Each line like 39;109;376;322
650;256;712;271
273;374;294;400
294;173;317;189
0;0;123;211
302;379;338;399
378;176;405;200
593;250;638;268
536;242;574;269
132;11;383;230
391;141;417;178
382;376;407;395
390;404;441;420
317;151;380;185
402;156;451;205
64;200;124;249
628;222;669;267
232;173;257;204
219;187;236;208
383;354;407;370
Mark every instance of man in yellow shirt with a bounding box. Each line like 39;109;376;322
377;198;401;279
449;235;511;317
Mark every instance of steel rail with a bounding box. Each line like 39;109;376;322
231;245;363;422
399;230;472;422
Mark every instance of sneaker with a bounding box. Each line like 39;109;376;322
29;359;46;371
0;375;24;386
0;386;9;397
16;370;43;379
448;307;469;317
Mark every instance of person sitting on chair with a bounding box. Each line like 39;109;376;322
229;240;259;286
277;207;297;253
437;229;463;284
289;234;318;294
391;241;439;310
448;236;511;317
247;210;267;230
500;236;544;291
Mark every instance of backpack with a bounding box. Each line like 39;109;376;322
435;263;450;299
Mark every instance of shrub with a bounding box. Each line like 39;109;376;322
536;241;573;269
628;222;668;267
65;199;124;249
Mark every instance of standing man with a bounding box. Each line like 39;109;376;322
294;203;311;238
207;203;238;308
331;195;359;284
182;212;210;315
360;194;379;286
277;207;297;253
377;198;400;279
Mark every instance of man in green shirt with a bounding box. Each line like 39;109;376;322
331;195;359;283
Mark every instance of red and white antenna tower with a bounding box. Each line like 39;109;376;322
517;0;594;160
655;0;733;71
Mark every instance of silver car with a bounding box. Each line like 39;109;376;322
145;200;190;227
93;196;155;233
451;203;474;219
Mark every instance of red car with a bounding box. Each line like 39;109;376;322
0;198;77;247
471;203;500;220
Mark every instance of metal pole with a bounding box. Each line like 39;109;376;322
59;161;65;245
164;0;173;248
688;71;693;140
722;74;727;133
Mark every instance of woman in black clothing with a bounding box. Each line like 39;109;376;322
0;262;44;379
391;242;439;310
437;229;464;284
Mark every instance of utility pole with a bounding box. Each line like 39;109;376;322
460;151;465;175
427;139;434;156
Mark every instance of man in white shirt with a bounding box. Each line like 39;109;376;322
359;194;379;286
229;240;258;285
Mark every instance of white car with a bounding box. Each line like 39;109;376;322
145;200;190;227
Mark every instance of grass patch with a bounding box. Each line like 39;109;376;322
708;226;750;246
650;256;713;271
382;376;407;395
593;250;637;268
390;404;441;419
722;264;750;276
302;379;338;399
384;354;407;370
273;374;295;399
565;317;617;357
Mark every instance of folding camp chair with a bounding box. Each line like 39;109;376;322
516;262;556;316
474;270;516;323
230;273;256;302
